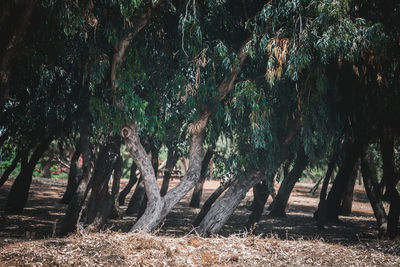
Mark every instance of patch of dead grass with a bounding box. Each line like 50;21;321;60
1;232;399;266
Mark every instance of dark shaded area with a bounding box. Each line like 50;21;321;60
0;178;389;248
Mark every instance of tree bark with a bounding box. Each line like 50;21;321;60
60;141;82;204
246;180;269;231
268;148;308;217
119;162;138;206
196;171;264;236
58;119;93;236
160;148;179;197
380;129;400;239
5;138;51;213
109;155;123;219
84;136;121;231
126;178;146;215
190;145;215;208
314;159;336;228
339;166;358;216
326;141;362;223
360;147;387;236
193;177;233;227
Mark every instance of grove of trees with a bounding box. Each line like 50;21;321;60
1;0;399;239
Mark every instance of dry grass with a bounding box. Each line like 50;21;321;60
1;231;399;266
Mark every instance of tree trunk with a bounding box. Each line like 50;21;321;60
58;120;93;236
326;141;362;223
190;146;215;208
118;162;138;206
84;136;121;231
0;150;22;188
126;178;146;215
5;138;51;213
196;171;264;236
122;38;250;233
193;115;300;236
109;155;123;219
268;148;308;217
314;159;336;229
360;147;387;236
193;177;233;227
339;166;358;216
123;116;208;232
160;148;179;196
60;141;82;204
246;180;269;231
380;130;400;239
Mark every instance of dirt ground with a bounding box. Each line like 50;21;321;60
0;177;399;266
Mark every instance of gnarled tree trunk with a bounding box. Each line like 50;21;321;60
268;148;308;217
122;114;208;232
190;145;215;208
360;147;387;236
121;38;250;233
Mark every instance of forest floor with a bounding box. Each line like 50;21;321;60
0;177;399;266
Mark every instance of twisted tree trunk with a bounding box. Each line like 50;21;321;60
122;37;250;233
360;147;387;236
122;114;208;232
